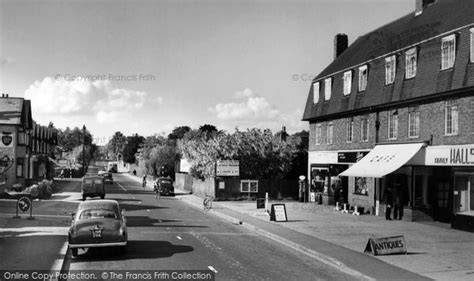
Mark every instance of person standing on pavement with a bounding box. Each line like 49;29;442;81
383;185;394;220
393;183;403;220
142;174;147;188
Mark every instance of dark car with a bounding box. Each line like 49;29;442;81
68;200;127;257
102;172;113;184
81;176;105;201
154;177;175;196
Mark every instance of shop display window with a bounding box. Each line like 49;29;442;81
311;167;329;193
454;174;474;216
354;177;369;195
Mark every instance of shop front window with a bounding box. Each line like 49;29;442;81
354;177;369;195
454;175;474;216
311;167;329;194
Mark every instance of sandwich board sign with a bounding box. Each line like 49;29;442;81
364;235;407;256
270;204;288;222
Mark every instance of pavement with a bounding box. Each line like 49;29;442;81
125;173;474;281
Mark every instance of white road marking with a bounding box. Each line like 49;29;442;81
146;209;150;212
208;266;218;273
176;236;182;240
0;226;68;237
116;182;128;192
50;241;69;272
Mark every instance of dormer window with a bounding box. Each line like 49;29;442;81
343;71;352;96
358;65;368;92
324;77;332;101
385;55;396;85
441;34;456;70
405;48;417;79
313;82;320;104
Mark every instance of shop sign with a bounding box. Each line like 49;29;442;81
0;132;14;147
425;145;474;166
308;151;338;164
364;235;407;256
338;151;369;163
216;160;239;176
270;204;288;222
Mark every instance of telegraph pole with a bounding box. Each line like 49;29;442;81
83;125;86;175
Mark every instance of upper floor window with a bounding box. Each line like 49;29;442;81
343;71;352;96
441;35;456;70
315;124;322;144
313;82;320;104
470;28;474;63
358;65;368;92
408;107;420;138
346;118;354;143
445;99;458;135
327;123;334;145
388;111;398;140
361;116;369;142
405;48;417;79
324;78;332;101
385;55;396;84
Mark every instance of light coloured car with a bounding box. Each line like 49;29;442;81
68;200;127;257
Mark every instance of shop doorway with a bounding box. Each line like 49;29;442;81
433;180;451;222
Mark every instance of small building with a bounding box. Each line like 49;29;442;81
302;0;474;231
0;95;57;193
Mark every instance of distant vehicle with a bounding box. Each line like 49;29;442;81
107;162;118;173
154;177;175;196
102;172;113;184
87;166;100;175
68;200;127;257
81;175;105;201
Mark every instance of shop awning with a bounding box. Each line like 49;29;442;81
338;143;425;178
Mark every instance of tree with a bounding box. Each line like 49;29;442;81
106;131;127;160
168;126;191;141
122;134;145;163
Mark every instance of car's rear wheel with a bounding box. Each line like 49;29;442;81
71;248;78;257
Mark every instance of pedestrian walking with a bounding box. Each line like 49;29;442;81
142;175;147;188
383;185;394;220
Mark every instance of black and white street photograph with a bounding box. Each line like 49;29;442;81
1;0;473;280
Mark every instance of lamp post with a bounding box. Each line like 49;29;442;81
83;125;86;175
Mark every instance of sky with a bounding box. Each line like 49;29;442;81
0;0;414;145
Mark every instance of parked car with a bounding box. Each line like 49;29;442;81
81;176;105;201
68;200;127;257
102;172;113;184
154;177;175;196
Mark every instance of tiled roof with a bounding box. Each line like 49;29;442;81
316;0;473;80
0;98;24;125
303;0;474;122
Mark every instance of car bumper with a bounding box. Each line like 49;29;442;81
69;241;127;248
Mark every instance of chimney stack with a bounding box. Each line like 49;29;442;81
334;34;348;59
415;0;435;16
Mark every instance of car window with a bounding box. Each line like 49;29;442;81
79;209;117;219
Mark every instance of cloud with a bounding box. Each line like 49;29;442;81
211;89;279;120
210;89;307;133
24;77;162;124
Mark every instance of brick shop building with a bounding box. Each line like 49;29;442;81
302;0;474;231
